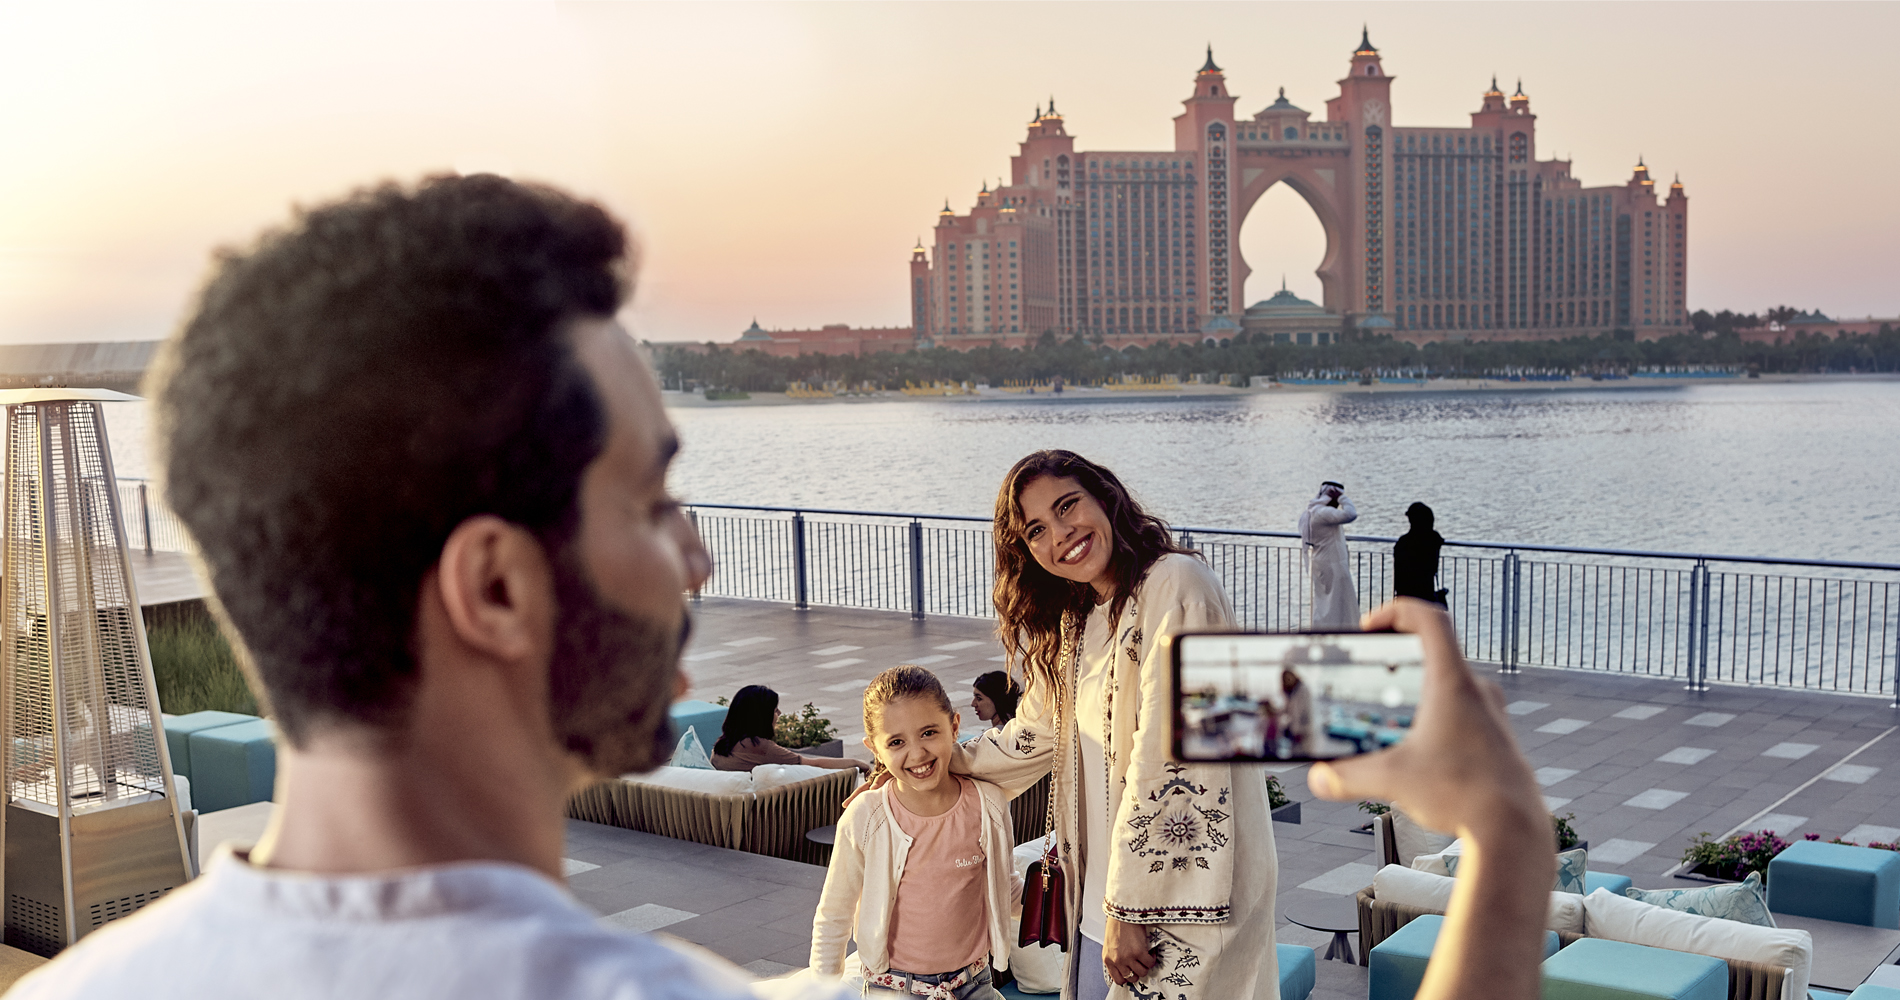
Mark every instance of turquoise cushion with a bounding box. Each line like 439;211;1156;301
1624;871;1775;926
1586;871;1635;896
669;700;728;748
1371;914;1443;1000
1371;916;1559;1000
1277;943;1316;1000
162;711;258;781
1846;987;1900;1000
1542;937;1727;1000
1769;840;1900;928
188;719;277;813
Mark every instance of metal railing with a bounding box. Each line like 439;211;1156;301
0;478;195;556
686;502;1900;703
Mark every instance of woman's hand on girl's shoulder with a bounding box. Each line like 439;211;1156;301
840;765;890;808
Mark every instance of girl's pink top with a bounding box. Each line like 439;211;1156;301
883;776;990;975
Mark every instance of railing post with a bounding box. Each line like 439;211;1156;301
687;510;701;603
1179;529;1195;551
1698;561;1713;692
1684;561;1705;691
1500;552;1519;673
138;482;153;557
791;512;809;610
1509;552;1522;671
909;519;925;621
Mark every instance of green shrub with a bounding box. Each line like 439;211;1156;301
1553;812;1580;851
775;702;837;749
1358;800;1392;816
1265;774;1289;810
149;620;257;716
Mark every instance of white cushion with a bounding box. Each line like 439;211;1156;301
1581;887;1811;1000
1376;863;1458;912
750;763;834;792
1375;863;1584;934
619;765;754;796
1390;808;1455;866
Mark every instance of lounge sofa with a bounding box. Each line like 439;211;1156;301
1355;865;1811;1000
567;763;856;865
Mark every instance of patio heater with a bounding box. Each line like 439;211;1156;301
0;389;191;957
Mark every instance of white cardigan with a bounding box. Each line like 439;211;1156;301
809;778;1021;978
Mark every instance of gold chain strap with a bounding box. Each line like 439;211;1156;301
1042;610;1076;859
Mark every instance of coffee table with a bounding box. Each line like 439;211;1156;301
1283;896;1360;964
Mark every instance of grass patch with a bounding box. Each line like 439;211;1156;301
149;620;257;716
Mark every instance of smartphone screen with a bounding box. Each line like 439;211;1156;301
1171;631;1427;763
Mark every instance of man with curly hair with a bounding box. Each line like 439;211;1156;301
11;174;848;1000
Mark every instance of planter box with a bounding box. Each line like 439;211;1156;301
1272;801;1301;825
1674;861;1748;884
800;738;844;758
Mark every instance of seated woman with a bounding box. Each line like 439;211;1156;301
969;670;1021;729
710;685;868;773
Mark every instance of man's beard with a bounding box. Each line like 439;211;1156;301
545;543;689;777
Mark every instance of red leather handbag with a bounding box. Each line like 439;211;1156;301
1018;614;1077;951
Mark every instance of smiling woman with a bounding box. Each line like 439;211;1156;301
953;449;1282;999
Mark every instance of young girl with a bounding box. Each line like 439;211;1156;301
810;666;1018;999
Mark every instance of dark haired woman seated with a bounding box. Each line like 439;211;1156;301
710;684;869;773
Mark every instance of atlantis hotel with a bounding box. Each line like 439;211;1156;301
909;33;1690;349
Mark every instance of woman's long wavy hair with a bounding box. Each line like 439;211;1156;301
992;450;1193;697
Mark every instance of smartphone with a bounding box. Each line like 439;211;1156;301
1170;630;1426;763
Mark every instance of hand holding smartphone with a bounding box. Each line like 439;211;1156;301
1170;630;1426;763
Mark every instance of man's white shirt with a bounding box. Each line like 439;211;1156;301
9;845;851;1000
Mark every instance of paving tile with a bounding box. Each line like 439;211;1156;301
1624;789;1690;810
1615;705;1668;720
1590;839;1658;865
1544;796;1574;810
810;645;862;655
1844;824;1900;844
724;636;775;647
1299;862;1379;894
820;678;874;692
1537;718;1592;735
1751;813;1810;835
934;640;983;651
1507;701;1549;715
683;649;732;662
561;858;601;876
1684;712;1736;728
1762;742;1820;759
1656;747;1716;765
742;960;799;978
603;903;698;932
1825;764;1881;784
907;654;953;665
811;658;864;670
1535;767;1580;786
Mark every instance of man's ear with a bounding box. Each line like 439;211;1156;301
432;514;554;665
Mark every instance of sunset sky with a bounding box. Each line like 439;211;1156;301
2;2;1894;346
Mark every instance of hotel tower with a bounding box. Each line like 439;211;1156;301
911;32;1690;348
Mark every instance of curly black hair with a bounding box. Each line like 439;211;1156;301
152;173;631;745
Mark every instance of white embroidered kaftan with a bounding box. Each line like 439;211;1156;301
957;554;1279;1000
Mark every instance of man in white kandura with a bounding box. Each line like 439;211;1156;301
1299;481;1360;628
